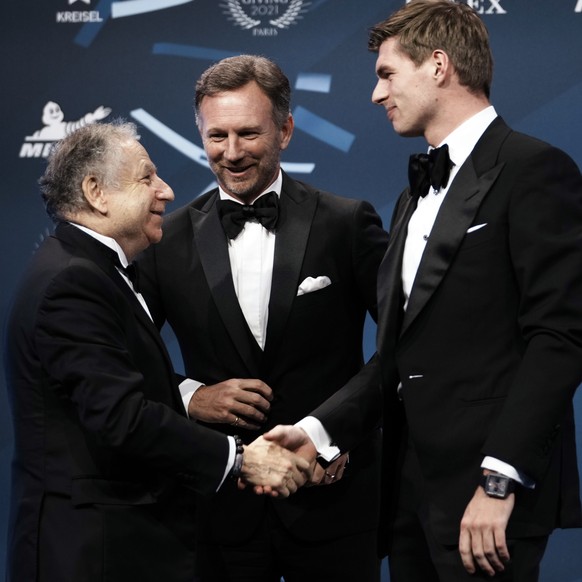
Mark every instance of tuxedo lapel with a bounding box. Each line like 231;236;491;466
190;193;262;376
376;190;417;356
55;223;179;399
264;176;317;357
402;123;509;335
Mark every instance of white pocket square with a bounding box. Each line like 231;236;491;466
297;276;332;296
466;223;487;233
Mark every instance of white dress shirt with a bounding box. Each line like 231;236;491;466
221;174;280;350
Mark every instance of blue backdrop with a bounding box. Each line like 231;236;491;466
2;1;582;579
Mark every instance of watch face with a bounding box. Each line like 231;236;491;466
485;474;510;498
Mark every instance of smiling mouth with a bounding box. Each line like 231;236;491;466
224;165;252;176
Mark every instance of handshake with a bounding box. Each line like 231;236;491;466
188;379;348;498
238;426;348;498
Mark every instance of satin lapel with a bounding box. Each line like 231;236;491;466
55;223;178;395
401;157;505;335
264;177;317;356
191;193;262;376
122;283;179;390
376;190;417;355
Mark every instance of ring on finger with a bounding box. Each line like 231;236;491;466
232;416;240;427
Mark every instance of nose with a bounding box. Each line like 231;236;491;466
155;176;174;202
223;136;243;162
371;80;387;105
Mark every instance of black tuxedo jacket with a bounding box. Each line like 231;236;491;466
139;172;389;543
376;117;582;549
3;223;230;582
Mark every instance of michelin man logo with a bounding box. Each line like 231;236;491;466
221;0;311;36
20;101;111;158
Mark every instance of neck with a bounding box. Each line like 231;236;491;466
425;93;490;147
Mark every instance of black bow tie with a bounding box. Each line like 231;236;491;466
114;256;140;293
408;144;453;199
219;191;279;240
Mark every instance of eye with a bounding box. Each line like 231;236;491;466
208;133;226;142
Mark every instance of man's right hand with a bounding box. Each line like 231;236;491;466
187;379;272;430
239;435;312;498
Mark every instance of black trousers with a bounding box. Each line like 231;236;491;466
387;433;548;582
195;502;380;582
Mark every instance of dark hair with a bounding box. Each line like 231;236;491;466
369;0;493;98
39;120;139;223
194;54;291;129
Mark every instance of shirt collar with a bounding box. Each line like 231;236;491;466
435;105;497;170
69;222;130;268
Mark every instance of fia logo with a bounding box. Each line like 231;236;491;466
221;0;311;36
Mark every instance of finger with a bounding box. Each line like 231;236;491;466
324;470;337;484
238;379;274;401
234;389;272;414
310;463;325;485
234;402;269;423
262;425;299;448
458;530;476;574
492;528;510;570
471;531;496;577
229;414;262;431
335;460;347;480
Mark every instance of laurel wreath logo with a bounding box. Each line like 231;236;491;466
221;0;310;31
270;0;308;29
221;0;260;30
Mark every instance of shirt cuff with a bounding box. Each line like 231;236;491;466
295;416;340;463
481;456;535;489
178;378;205;418
215;436;236;491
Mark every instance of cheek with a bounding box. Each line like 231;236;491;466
204;143;223;162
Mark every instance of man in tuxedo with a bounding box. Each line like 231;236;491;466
3;121;311;582
367;1;582;580
138;55;389;582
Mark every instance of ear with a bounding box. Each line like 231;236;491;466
81;175;108;215
432;49;450;84
279;113;294;151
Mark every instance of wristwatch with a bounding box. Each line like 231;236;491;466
480;472;516;499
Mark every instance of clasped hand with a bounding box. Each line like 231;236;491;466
238;434;313;498
239;425;348;497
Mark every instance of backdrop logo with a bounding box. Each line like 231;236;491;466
19;101;111;158
465;0;506;14
57;0;103;23
221;0;311;36
406;0;507;13
576;0;582;12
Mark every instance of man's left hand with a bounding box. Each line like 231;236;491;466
459;485;515;576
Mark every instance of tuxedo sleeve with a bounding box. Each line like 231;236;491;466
482;144;582;481
35;260;229;495
308;199;388;452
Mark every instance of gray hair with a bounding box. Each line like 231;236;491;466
39;120;139;223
